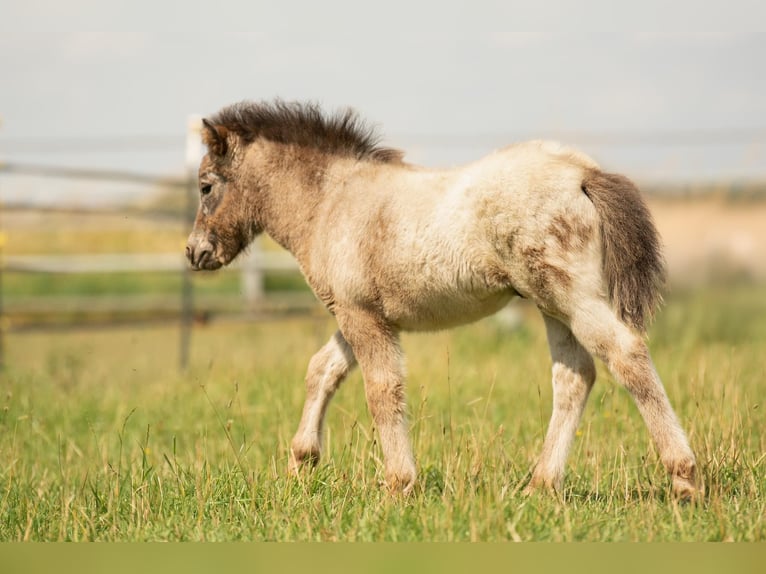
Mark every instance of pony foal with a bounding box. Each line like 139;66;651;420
185;100;700;498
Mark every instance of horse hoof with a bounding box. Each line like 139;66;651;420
672;475;704;501
288;446;320;475
523;474;563;497
386;471;417;495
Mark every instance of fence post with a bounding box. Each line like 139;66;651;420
241;240;265;310
180;115;202;371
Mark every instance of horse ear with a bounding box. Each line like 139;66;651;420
201;119;229;158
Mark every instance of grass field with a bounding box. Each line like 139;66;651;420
0;285;764;541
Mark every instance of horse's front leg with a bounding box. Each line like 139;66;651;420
289;330;356;473
336;309;417;493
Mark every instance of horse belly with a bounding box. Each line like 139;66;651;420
388;287;515;332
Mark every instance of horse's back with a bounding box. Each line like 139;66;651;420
311;141;605;330
427;141;606;318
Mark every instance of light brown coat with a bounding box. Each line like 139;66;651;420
186;101;700;498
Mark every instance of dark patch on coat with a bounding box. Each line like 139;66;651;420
522;246;572;300
548;214;592;251
204;100;404;164
611;342;667;416
581;170;666;332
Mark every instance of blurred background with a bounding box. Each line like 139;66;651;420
1;1;764;368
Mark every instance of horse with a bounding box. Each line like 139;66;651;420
185;100;700;498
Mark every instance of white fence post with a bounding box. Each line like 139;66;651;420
241;240;265;309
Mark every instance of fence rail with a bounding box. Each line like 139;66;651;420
0;116;309;369
0;161;186;187
3;250;298;274
5;121;763;372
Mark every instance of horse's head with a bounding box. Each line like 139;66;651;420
186;120;261;271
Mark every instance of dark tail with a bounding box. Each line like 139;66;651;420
581;170;666;332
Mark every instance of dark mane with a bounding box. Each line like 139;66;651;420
208;100;403;163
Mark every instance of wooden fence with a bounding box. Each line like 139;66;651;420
0;117;304;370
2;120;765;370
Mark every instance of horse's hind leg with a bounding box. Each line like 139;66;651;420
289;330;356;473
568;301;700;498
526;315;596;494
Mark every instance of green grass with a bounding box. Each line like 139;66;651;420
3;269;309;298
0;286;764;541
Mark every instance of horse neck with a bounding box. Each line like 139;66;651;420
241;142;336;257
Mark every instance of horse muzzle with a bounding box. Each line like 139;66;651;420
185;232;223;271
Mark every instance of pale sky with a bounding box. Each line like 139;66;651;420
1;1;765;204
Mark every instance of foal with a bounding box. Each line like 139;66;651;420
186;100;700;498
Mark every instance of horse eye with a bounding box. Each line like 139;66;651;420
201;184;212;195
